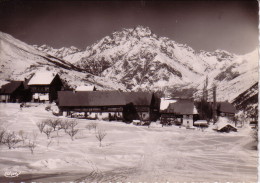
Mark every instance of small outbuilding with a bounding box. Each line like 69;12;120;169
215;121;237;133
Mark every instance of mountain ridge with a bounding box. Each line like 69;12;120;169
0;26;258;108
33;26;258;102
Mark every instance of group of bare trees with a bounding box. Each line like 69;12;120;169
36;119;79;141
0;119;108;155
0;127;38;154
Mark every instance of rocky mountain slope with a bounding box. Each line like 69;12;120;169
34;26;258;103
232;82;258;118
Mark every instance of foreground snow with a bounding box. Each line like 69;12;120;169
0;103;257;182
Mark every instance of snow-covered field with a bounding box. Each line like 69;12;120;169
0;103;257;183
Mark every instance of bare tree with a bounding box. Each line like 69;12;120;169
85;124;93;131
67;119;78;130
42;127;53;139
46;138;53;149
3;131;22;149
64;120;79;141
28;133;38;154
36;121;46;133
252;128;258;142
91;122;98;131
46;119;62;131
0;128;6;145
59;120;69;132
95;129;107;147
66;128;79;141
18;130;28;145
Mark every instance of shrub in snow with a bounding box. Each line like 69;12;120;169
95;128;107;147
85;122;98;131
45;105;51;111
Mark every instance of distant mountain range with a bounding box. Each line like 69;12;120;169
0;26;258;114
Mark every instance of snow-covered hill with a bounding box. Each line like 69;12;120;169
0;31;126;90
34;26;258;102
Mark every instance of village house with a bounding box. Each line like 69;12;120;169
57;91;159;122
0;81;25;103
217;102;236;118
160;98;199;127
28;72;63;102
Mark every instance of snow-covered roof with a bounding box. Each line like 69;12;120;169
215;117;237;131
75;85;96;91
160;98;177;111
194;120;208;125
168;99;198;115
28;72;57;85
160;98;198;114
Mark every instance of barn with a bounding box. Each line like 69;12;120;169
0;81;25;103
58;91;159;122
28;72;63;102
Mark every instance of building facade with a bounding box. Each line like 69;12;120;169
160;99;198;127
0;81;25;103
28;72;63;102
58;91;160;122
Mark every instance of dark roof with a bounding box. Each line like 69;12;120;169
217;124;237;132
124;92;153;106
218;102;236;114
58;91;153;107
0;81;23;94
167;99;195;114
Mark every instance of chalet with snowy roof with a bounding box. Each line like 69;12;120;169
217;102;236;117
75;85;96;92
160;98;198;127
28;72;63;102
0;81;25;102
58;91;159;122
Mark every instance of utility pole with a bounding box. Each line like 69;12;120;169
213;84;217;124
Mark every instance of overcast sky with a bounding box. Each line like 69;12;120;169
0;0;258;54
